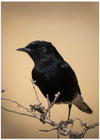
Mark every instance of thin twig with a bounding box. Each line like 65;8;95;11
57;129;60;138
1;81;99;138
39;127;57;132
86;122;99;130
1;89;8;93
30;79;41;104
1;106;34;118
46;94;50;118
40;92;60;121
1;98;31;113
1;97;40;120
1;98;99;138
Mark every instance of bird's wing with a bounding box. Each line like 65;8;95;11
60;62;78;84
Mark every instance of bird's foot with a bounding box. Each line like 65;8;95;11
58;119;73;125
40;114;46;124
65;119;73;126
66;118;73;123
58;120;66;127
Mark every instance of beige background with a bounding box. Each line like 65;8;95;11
1;2;99;138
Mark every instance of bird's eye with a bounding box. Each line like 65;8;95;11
38;45;44;49
38;45;46;52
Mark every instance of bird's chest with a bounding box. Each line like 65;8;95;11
32;64;62;88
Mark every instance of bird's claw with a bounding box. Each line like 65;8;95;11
65;119;73;125
40;114;46;124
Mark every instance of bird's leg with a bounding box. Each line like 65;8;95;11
68;104;72;120
64;104;73;127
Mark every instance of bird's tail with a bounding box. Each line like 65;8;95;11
73;94;93;114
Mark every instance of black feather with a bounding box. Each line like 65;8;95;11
17;40;93;119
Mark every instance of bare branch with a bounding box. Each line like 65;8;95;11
46;94;50;118
30;79;41;104
1;97;40;120
57;130;60;138
1;89;8;93
40;92;60;122
87;122;99;130
1;106;34;118
1;80;99;138
39;127;57;132
1;98;31;113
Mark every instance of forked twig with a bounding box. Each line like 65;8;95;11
1;79;99;138
1;98;40;120
40;92;60;122
30;79;41;104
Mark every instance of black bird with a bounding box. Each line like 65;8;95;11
17;40;93;120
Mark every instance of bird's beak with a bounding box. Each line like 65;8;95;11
16;47;31;52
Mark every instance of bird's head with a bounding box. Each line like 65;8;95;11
17;40;62;63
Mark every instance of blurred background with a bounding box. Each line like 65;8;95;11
1;2;99;138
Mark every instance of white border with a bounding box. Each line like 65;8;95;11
0;0;100;2
0;1;99;140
